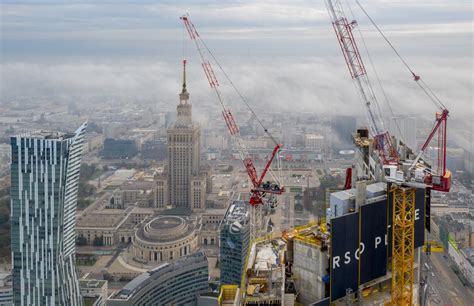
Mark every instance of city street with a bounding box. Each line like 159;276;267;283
422;231;473;306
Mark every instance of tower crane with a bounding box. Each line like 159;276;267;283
180;15;284;208
324;1;451;305
325;0;398;168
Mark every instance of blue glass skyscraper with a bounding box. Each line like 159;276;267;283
220;200;250;285
10;122;87;305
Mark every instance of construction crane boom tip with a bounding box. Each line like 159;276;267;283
181;15;284;207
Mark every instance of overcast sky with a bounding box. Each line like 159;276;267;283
1;0;472;130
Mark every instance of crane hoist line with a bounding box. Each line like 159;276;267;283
324;0;398;167
180;15;285;207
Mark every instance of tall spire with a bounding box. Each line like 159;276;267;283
179;59;189;103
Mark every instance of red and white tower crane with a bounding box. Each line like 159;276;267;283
324;1;451;304
325;0;451;192
180;15;284;207
325;0;398;167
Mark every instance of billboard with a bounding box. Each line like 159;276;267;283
330;212;359;301
330;188;427;301
425;188;431;232
359;199;388;284
415;188;426;246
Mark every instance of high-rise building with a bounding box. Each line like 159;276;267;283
332;115;357;148
107;251;209;305
154;173;168;210
389;116;417;151
101;138;138;159
292;235;328;304
220;200;250;285
10;122;87;305
167;60;206;211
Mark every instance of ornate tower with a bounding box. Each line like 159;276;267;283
167;60;203;210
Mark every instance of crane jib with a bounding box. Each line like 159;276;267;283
180;14;285;206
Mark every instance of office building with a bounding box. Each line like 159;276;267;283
107;251;209;305
101;138;138;159
10;122;87;305
220;200;250;285
332;115;357;147
304;134;324;149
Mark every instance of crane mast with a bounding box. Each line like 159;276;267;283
181;15;284;206
325;0;398;166
325;1;451;305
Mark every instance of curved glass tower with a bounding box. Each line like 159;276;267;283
10;122;87;306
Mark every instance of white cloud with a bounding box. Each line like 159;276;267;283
0;0;472;137
1;55;471;120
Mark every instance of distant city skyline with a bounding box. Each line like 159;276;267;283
1;1;472;130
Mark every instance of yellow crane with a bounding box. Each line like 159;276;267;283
324;1;451;305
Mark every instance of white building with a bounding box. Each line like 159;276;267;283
305;134;324;149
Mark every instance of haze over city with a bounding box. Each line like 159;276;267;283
2;1;472;121
0;1;473;306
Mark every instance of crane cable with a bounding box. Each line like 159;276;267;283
184;17;282;185
197;37;279;146
355;0;447;111
344;0;405;143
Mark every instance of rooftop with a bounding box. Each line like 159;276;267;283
120;180;154;191
223;201;248;224
243;235;286;302
110;252;207;301
13;130;73;140
79;279;107;289
77;207;132;228
221;200;249;234
136;215;196;243
286;222;330;249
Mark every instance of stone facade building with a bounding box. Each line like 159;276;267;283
166;60;207;212
132;216;199;263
